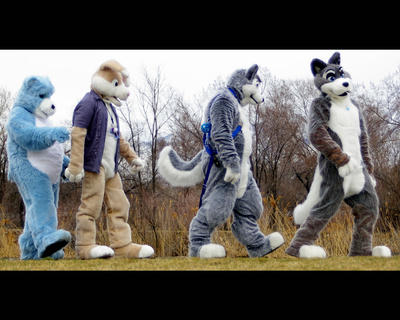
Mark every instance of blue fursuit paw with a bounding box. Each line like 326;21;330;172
38;230;71;259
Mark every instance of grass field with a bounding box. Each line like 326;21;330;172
0;254;399;271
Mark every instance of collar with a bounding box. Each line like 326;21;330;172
227;87;241;103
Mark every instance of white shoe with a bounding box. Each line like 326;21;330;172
89;245;114;259
299;245;327;258
138;245;155;258
268;232;285;250
199;244;226;258
372;246;391;257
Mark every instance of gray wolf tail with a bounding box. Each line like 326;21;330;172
157;146;204;187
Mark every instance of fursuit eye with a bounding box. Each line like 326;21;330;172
112;79;119;87
39;94;45;98
329;75;336;82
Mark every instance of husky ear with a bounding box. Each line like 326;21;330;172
328;52;341;65
245;64;259;81
311;59;327;76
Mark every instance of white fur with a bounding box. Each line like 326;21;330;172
89;245;115;259
101;101;118;180
129;157;146;174
299;245;327;258
121;70;130;87
241;78;264;106
268;232;285;250
372;246;391;257
224;166;240;184
321;77;353;97
157;146;204;187
34;98;56;119
237;106;252;198
64;167;84;183
293;164;323;225
199;243;226;258
327;94;365;198
138;245;155;258
91;75;130;106
27;116;64;184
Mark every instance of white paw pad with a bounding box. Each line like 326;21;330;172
299;245;326;258
372;246;391;257
138;245;155;258
89;245;114;259
199;244;226;259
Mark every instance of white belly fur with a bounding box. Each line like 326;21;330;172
328;98;365;197
237;106;252;198
101;101;118;180
27;117;64;185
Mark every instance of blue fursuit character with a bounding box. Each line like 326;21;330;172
6;76;71;260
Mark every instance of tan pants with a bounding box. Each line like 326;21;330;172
75;167;142;259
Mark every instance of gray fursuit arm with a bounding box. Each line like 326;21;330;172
209;96;241;173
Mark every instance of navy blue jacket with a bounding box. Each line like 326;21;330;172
72;90;120;173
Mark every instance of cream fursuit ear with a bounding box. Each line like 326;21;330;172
157;146;204;187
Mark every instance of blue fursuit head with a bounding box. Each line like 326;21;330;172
6;76;71;260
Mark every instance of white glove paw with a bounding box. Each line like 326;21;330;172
129;157;145;174
338;157;362;178
224;167;240;184
65;167;85;183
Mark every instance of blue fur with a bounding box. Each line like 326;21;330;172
6;76;71;260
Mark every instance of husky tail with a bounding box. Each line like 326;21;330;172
293;165;323;226
157;146;204;187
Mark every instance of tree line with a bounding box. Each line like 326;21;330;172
1;66;400;230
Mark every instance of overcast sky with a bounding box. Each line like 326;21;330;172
1;49;399;125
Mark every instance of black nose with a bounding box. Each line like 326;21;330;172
343;82;349;87
51;105;55;110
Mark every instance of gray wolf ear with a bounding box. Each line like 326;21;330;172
245;64;259;81
311;59;327;76
328;52;341;65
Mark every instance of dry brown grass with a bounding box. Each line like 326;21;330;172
1;190;400;263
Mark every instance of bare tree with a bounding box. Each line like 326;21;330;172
135;66;176;193
0;88;13;202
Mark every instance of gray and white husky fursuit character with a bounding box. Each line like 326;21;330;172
158;65;284;258
285;52;391;258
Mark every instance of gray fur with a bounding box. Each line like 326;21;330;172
226;64;261;102
158;65;284;258
286;52;382;257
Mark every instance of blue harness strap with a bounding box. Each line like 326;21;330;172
198;122;242;208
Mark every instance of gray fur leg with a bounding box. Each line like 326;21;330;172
285;216;329;257
231;176;284;257
345;178;379;256
188;180;236;257
286;165;344;257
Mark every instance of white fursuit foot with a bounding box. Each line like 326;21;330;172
89;245;114;259
299;245;327;258
268;232;285;250
199;244;226;259
138;245;155;258
372;246;391;257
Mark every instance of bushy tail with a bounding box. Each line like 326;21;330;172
157;146;204;187
293;165;323;226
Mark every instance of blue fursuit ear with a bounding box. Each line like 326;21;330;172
15;76;55;113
